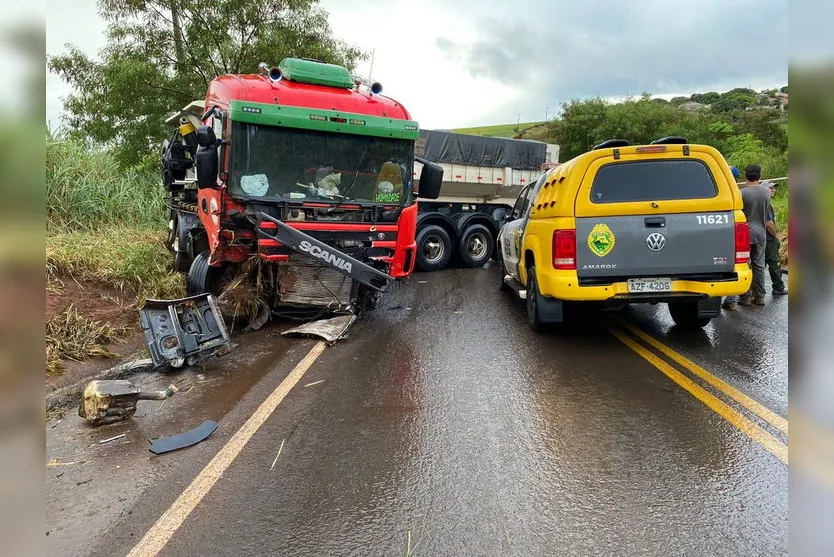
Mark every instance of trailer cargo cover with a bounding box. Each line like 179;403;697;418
416;129;547;170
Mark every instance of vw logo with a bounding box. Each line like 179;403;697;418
646;232;666;251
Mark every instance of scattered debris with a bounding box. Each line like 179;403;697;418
99;433;126;444
149;420;218;455
303;380;324;388
418;280;427;284
282;314;355;343
50;419;62;428
79;379;179;426
270;438;286;470
139;293;231;369
55;472;64;479
76;478;93;486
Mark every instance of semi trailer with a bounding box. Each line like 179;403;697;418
410;129;559;271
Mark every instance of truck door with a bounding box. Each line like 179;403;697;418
500;185;530;280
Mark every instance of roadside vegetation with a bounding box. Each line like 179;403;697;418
46;133;185;374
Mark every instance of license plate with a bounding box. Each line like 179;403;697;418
627;278;672;293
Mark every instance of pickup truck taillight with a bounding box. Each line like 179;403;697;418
735;222;750;264
552;229;577;269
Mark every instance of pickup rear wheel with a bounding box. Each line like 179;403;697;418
458;224;494;268
668;301;712;328
526;266;546;332
416;224;453;272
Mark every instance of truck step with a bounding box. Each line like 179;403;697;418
503;275;527;299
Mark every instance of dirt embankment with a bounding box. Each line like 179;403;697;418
46;276;148;393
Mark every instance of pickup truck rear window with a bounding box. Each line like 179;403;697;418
589;159;718;203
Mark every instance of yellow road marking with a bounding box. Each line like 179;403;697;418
127;341;328;557
611;315;788;435
606;326;788;464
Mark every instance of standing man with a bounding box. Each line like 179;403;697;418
764;180;788;296
722;165;744;311
738;164;771;306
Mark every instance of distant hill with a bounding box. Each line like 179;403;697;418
450;121;545;138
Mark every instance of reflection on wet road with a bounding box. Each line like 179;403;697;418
68;264;787;556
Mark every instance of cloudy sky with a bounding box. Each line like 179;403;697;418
45;0;793;130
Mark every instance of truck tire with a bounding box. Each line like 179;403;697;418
668;301;712;329
526;266;546;332
416;224;453;272
458;223;494;268
172;216;193;273
187;251;222;296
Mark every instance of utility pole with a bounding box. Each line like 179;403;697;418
516;113;521;133
545;106;549;121
368;48;376;82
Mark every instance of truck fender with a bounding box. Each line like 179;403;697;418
519;233;543;286
416;212;456;241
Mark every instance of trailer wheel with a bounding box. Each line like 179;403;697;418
416;224;453;272
187;251;223;296
459;224;494;268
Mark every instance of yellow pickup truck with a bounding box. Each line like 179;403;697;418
496;137;752;330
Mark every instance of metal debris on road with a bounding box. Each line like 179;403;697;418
79;380;179;426
99;434;126;444
303;380;324;388
149;420;218;455
270;438;286;470
76;479;92;486
282;314;356;343
139;293;231;369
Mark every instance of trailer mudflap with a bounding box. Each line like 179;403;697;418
258;213;396;292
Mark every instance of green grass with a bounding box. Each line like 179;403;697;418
450;121;545;138
46;224;185;301
47;138;166;230
46;137;185;302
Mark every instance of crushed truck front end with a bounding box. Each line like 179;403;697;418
161;58;442;320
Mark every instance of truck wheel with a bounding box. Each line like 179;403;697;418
458;224;494;268
187;251;222;296
416;224;452;272
172;217;193;273
526;266;546;332
668;301;712;328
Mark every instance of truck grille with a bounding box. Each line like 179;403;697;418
276;255;353;308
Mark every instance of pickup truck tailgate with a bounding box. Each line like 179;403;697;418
576;212;736;279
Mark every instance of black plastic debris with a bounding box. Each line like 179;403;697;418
149;420;218;455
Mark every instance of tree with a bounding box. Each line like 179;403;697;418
690;92;720;105
711;90;757;114
48;0;365;166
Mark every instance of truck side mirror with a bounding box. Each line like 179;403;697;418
195;124;216;147
195;145;218;189
415;157;443;199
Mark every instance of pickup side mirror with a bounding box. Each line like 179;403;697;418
415;156;443;200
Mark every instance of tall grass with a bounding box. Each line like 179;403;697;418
47;138;165;231
46;137;184;300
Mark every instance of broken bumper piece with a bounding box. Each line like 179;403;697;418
281;314;356;343
139;293;231;368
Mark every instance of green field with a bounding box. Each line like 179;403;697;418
450;121;545;138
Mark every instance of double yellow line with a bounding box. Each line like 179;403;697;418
606;316;788;464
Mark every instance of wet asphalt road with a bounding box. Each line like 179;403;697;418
47;263;788;556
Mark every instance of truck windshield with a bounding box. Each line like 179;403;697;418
228;122;414;204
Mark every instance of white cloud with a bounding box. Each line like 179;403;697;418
45;0;789;129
